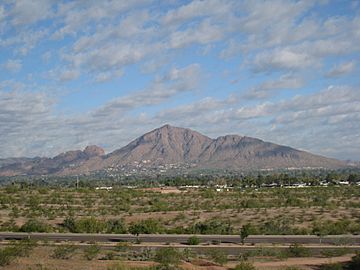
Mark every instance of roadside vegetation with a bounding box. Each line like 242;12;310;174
0;172;359;269
0;180;359;235
1;241;359;270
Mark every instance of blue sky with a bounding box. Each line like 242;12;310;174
0;0;359;160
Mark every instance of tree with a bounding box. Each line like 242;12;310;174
313;222;329;244
240;224;254;245
347;174;360;184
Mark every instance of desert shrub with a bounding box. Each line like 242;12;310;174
129;219;164;235
106;219;127;234
208;249;228;265
20;219;52;233
101;251;116;260
240;223;256;244
0;247;17;266
287;243;310;257
312;220;360;235
11;239;37;257
107;264;129;270
154;247;182;268
188;219;233;234
320;263;343;270
347;252;360;270
187;236;200;245
107;264;157;270
182;248;196;262
0;239;36;266
259;219;293;235
63;216;77;232
26;264;54;270
51;244;77;259
321;248;349;257
75;217;106;233
115;242;130;252
233;261;256;270
83;243;100;260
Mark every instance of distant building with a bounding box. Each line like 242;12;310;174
95;186;113;191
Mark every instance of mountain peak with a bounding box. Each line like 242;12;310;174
155;124;183;133
0;125;347;176
84;145;105;157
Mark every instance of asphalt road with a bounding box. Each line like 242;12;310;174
1;232;360;245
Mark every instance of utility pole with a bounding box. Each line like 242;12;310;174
76;175;79;189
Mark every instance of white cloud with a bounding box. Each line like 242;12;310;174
94;70;124;83
52;1;150;39
162;0;232;26
243;74;305;99
253;48;316;72
0;1;359;161
326;61;356;77
0;5;5;22
2;59;22;73
169;19;224;49
93;64;202;117
59;69;80;82
10;0;54;26
41;51;52;63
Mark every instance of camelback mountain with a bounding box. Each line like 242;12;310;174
0;125;346;176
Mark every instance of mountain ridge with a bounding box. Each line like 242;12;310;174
0;125;348;176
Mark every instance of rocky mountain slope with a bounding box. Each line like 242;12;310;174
0;125;347;176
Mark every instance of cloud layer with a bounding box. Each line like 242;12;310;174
0;0;359;160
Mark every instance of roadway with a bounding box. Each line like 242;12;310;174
1;232;360;245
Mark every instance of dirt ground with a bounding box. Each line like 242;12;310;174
1;246;354;270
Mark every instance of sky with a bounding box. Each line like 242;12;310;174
0;0;359;160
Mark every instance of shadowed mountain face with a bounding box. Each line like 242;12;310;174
0;125;347;176
0;145;105;176
106;124;213;165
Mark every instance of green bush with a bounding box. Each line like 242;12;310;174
287;243;310;257
187;236;200;245
0;239;37;266
83;243;100;260
240;224;256;244
115;242;130;252
182;248;196;262
75;217;106;233
106;219;127;234
234;261;256;270
347;252;360;270
208;249;228;266
320;263;343;270
11;239;37;257
154;247;182;267
189;219;233;234
129;219;164;235
0;247;17;266
20;219;51;233
51;244;77;259
107;263;157;270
